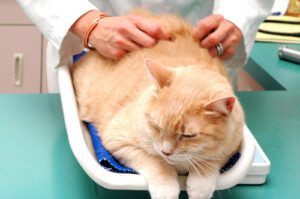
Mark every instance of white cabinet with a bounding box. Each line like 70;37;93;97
0;0;47;93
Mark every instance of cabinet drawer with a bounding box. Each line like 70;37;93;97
0;26;42;93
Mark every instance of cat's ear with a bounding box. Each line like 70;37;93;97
144;59;172;89
204;96;235;117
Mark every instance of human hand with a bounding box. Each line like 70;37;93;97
193;14;242;60
88;14;171;60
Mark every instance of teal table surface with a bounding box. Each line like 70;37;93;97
1;42;300;199
245;43;300;91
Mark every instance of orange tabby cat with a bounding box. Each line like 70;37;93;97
72;9;244;199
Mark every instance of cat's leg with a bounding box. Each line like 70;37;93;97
111;147;180;199
138;156;180;199
186;169;219;199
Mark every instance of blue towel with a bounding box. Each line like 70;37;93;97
86;123;136;173
86;122;240;174
73;51;88;62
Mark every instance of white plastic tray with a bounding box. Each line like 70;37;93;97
58;65;270;190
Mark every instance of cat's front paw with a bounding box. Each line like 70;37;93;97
186;173;217;199
148;181;180;199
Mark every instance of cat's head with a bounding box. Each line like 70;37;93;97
143;59;243;167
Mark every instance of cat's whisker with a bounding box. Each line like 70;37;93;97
184;161;193;174
181;158;191;172
189;158;212;178
191;158;220;176
193;157;221;172
175;150;227;161
195;159;212;176
186;158;202;177
182;158;190;171
184;161;192;172
195;155;226;161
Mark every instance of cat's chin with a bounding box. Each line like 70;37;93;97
164;158;189;175
161;155;185;166
163;157;178;165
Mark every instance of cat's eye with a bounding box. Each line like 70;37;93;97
148;121;165;133
148;122;160;130
181;133;197;138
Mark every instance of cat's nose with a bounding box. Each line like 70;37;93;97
161;150;173;156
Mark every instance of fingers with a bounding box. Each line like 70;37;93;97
90;15;171;60
193;14;224;41
116;20;157;48
117;15;171;48
208;33;239;57
219;33;239;59
132;15;171;40
220;47;236;60
193;14;242;60
96;43;127;60
91;13;242;61
200;20;232;49
111;34;141;51
208;46;235;59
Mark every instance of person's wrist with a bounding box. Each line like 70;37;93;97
83;13;108;50
70;10;103;42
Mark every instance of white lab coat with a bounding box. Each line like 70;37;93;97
17;0;274;92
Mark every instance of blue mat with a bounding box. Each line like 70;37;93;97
86;122;240;174
86;122;136;173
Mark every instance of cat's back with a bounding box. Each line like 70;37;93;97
72;48;151;126
72;10;226;126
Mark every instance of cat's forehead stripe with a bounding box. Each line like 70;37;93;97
172;65;201;73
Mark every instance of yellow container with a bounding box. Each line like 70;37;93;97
286;0;300;16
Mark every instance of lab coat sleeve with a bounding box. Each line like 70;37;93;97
213;0;274;67
16;0;98;66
